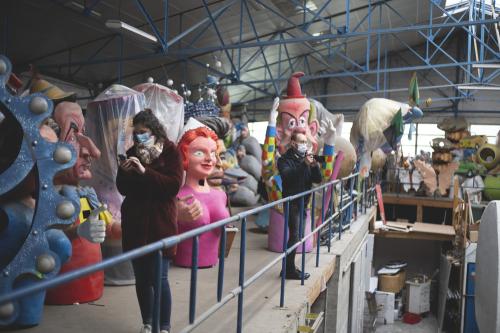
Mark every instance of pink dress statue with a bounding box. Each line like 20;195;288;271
174;186;229;267
174;119;230;268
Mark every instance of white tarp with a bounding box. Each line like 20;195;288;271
133;82;184;143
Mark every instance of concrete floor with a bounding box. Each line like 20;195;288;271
374;315;439;333
8;210;341;333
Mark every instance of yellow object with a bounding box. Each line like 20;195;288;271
79;197;113;225
379;270;406;293
30;79;76;101
477;143;500;170
459;135;488;149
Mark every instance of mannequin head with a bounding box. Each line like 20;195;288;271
178;127;218;182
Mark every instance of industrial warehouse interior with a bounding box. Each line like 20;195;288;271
0;0;499;332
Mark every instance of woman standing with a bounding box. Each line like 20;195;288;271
116;109;182;333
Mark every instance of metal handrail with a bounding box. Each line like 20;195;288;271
0;171;376;333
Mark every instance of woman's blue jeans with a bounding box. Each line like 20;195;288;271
132;255;172;331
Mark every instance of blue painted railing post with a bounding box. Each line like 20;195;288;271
152;250;163;333
313;192;320;267
237;217;247;333
217;225;226;302
189;236;199;324
300;196;306;285
363;177;367;214
280;202;289;307
339;180;344;239
327;184;333;251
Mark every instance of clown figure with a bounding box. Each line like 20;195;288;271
262;72;337;252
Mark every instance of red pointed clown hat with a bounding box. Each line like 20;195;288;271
278;72;309;113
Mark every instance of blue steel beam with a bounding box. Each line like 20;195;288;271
188;58;273;97
303;0;334;32
384;33;469;96
201;0;239;78
134;0;168;52
219;59;500;86
289;0;332;29
384;2;477;81
184;0;238;48
428;9;469;63
82;0;102;16
71;35;116;77
239;34;278;72
250;0;371;88
431;0;500;58
37;19;500;69
163;0;168;42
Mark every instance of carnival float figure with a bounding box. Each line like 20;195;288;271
262;72;338;252
45;101;111;305
174;118;230;268
350;74;426;177
0;55;94;328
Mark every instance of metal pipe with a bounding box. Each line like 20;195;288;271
217;225;226;302
300;196;306;285
280;201;289;307
189;236;199;324
0;177;348;304
236;217;247;333
313;192;320;267
152;250;163;333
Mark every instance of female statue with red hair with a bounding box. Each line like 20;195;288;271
174;118;230;268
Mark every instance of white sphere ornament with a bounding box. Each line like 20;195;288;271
36;254;56;273
215;60;222;68
0;302;14;319
173;89;178;94
56;201;76;219
0;59;7;75
53;146;72;164
206;63;210;68
147;77;154;83
29;96;48;114
167;79;174;87
186;90;192;97
180;83;185;88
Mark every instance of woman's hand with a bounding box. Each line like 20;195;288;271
127;156;146;174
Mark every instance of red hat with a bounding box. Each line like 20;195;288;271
283;72;305;99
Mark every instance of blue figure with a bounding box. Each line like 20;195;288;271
0;55;80;329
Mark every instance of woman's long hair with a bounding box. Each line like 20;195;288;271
132;109;167;142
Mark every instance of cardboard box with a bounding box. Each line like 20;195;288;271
468;222;480;243
406;279;431;314
375;291;395;324
378;270;406;293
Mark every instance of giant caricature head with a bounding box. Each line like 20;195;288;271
53;102;101;185
178;121;219;182
276;72;319;154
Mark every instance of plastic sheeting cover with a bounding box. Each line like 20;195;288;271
133;82;184;142
85;84;145;221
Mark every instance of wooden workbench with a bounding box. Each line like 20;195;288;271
371;220;455;241
383;193;454;223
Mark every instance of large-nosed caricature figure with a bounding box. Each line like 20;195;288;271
262;72;338;252
45;102;111;305
275;73;320;155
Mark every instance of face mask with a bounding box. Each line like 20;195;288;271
134;132;154;146
296;143;308;155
